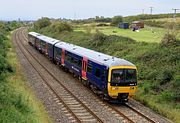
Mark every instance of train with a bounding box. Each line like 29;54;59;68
28;32;138;102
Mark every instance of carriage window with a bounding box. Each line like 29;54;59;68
70;56;74;63
95;68;101;78
73;58;78;65
87;64;92;73
65;54;71;62
102;70;106;81
78;60;82;67
55;48;61;57
42;41;46;48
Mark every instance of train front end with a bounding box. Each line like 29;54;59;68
107;66;137;102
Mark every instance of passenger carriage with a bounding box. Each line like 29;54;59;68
36;35;59;59
28;32;40;46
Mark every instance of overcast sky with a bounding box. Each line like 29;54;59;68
0;0;179;20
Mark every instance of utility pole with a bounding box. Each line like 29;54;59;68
142;9;144;14
172;8;179;19
150;7;153;14
74;13;76;20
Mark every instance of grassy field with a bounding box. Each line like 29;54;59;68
75;24;180;43
75;26;166;43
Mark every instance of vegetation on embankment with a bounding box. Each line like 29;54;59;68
0;22;52;123
31;17;180;122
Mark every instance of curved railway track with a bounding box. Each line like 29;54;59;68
14;28;104;123
15;27;161;123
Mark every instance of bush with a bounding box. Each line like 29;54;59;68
161;22;180;47
111;16;123;26
144;20;165;28
160;90;175;101
51;21;73;33
159;69;174;85
91;29;107;47
34;17;51;30
161;31;179;47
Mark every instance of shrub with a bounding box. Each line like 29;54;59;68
161;22;180;47
34;17;51;30
172;75;180;101
144;20;165;28
160;90;176;101
161;32;179;47
160;69;174;85
111;16;123;26
51;21;73;33
91;29;107;47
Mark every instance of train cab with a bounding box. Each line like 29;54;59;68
108;65;137;101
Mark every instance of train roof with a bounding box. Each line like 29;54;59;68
55;42;135;67
37;35;59;45
29;32;135;68
28;32;40;37
28;32;59;45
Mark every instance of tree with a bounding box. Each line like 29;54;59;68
34;17;51;30
111;16;123;26
51;21;73;33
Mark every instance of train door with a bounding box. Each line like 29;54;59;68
45;43;48;55
61;49;65;65
38;39;41;50
102;69;107;92
82;57;87;80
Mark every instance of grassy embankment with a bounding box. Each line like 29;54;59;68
32;18;180;122
0;23;52;123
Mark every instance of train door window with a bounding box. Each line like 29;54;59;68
58;49;62;58
85;61;87;71
82;60;87;71
87;64;92;73
102;70;106;82
48;45;53;51
55;47;59;57
95;68;101;78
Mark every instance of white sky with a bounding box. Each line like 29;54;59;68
0;0;180;20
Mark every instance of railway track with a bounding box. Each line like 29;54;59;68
14;29;104;123
16;28;160;123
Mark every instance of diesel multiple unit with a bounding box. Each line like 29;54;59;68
28;32;138;102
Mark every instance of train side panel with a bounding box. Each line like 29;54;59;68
64;50;83;77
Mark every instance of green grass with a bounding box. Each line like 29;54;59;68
0;31;52;123
75;26;167;43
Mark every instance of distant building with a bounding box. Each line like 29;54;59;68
131;21;144;28
119;22;129;29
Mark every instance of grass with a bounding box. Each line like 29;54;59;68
0;33;52;123
75;25;167;43
135;88;180;122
